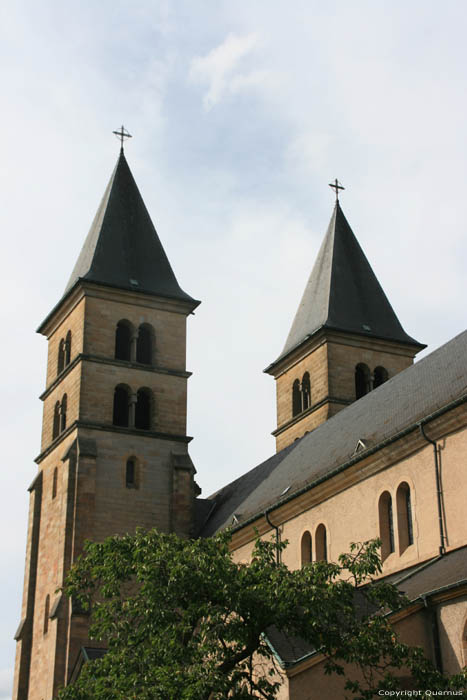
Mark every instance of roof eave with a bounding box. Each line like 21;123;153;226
37;277;200;335
264;324;426;375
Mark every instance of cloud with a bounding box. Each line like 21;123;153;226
189;33;261;109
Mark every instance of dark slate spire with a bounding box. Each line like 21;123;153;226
276;202;424;363
64;151;198;306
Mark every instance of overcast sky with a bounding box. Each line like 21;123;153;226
1;1;467;696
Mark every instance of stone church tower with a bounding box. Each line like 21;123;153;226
13;148;200;699
265;200;425;451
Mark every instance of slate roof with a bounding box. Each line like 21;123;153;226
266;545;467;667
269;203;424;369
198;330;467;537
64;150;199;306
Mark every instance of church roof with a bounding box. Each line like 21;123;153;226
63;150;198;306
199;329;467;537
271;202;424;368
265;545;467;668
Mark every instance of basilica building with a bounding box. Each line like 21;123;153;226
13;148;467;699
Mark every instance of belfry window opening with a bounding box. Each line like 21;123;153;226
115;320;133;361
57;331;72;375
136;324;153;364
292;373;312;417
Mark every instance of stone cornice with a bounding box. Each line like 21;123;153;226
265;328;421;379
40;354;191;401
272;395;350;436
35;421;192;464
37;279;197;337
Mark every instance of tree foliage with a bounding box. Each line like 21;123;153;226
58;530;466;700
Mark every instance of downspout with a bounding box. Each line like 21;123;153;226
419;422;446;555
421;595;443;673
264;509;281;564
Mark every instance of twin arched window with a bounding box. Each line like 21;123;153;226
115;320;154;365
379;483;414;561
292;372;312;417
57;331;72;375
300;524;328;566
52;394;67;440
355;364;388;399
112;385;153;431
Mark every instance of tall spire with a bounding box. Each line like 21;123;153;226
63;150;198;306
274;202;424;365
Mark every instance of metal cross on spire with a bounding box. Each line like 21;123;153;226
112;125;132;153
328;178;345;202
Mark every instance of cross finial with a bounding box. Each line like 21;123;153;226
112;125;132;153
328;178;345;202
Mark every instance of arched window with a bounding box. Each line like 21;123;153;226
53;401;60;440
126;457;137;488
355;363;371;399
57;339;65;375
135;388;151;430
115;320;132;361
52;467;58;499
136;324;153;365
315;524;327;562
113;385;130;427
374;366;388;389
65;331;72;366
396;482;414;553
379;491;395;561
302;372;311;411
292;379;301;417
44;595;50;635
60;394;67;433
301;531;312;567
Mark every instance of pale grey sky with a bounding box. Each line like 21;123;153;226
1;2;466;696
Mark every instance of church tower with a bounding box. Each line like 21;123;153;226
265;196;425;452
13;146;200;699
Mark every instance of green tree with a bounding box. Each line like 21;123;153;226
59;530;466;700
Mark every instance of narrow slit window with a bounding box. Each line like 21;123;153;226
52;468;58;499
126;458;136;488
43;595;50;635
